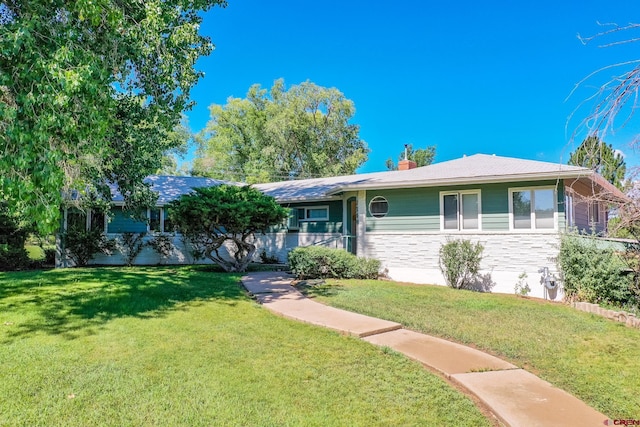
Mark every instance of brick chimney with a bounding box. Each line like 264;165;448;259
398;159;417;170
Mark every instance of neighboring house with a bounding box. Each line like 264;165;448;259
57;154;627;300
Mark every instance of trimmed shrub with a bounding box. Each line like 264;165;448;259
288;246;380;280
438;239;484;290
0;245;30;271
558;234;634;305
60;228;116;267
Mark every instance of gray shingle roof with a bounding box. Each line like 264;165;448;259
111;175;234;205
110;155;602;204
255;154;593;202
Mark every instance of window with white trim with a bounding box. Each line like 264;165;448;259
440;191;481;231
286;209;300;230
299;206;329;221
510;187;556;230
565;193;575;228
148;207;174;233
369;196;389;218
590;202;600;224
65;207;106;232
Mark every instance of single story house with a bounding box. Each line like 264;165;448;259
57;154;627;300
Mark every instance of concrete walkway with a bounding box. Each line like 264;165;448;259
241;271;608;427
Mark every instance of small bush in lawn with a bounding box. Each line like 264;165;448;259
438;239;484;290
288;246;380;279
558;233;634;305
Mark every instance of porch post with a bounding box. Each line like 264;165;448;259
357;190;366;257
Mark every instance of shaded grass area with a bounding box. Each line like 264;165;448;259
0;267;490;426
302;279;640;419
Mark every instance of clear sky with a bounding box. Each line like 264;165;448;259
184;0;640;174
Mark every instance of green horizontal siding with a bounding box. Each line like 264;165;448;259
282;201;343;234
366;188;439;232
365;180;565;233
107;207;147;233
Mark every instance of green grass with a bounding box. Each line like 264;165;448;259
0;267;490;426
301;279;640;419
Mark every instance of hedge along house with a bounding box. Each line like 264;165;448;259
57;154;625;300
254;154;627;300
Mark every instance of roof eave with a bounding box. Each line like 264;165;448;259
326;170;592;195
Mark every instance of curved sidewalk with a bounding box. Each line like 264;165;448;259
242;271;608;427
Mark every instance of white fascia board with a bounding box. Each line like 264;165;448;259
274;195;343;204
325;171;593;195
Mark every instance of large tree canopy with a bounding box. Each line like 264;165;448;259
568;135;626;190
385;144;436;171
193;79;369;183
0;0;226;233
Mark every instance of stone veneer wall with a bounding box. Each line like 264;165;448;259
364;232;563;299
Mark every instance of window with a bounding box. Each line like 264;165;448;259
148;207;173;233
66;208;87;231
163;209;174;232
369;196;389;218
565;193;575;228
66;208;105;232
149;208;161;232
90;210;106;232
440;191;480;231
285;209;300;230
590;202;600;224
299;206;329;221
510;187;556;230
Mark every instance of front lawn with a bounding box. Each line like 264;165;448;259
301;279;640;419
0;267;490;426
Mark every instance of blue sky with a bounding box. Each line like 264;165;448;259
184;0;639;174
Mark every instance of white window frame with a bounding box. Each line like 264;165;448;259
565;191;575;229
368;196;389;219
439;190;482;231
64;207;106;233
589;201;600;225
286;208;300;230
147;207;172;233
508;186;557;232
299;206;329;222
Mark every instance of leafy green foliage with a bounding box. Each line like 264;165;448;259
0;245;30;271
193;79;369;183
116;232;146;266
438;239;484;289
514;272;531;296
167;185;288;272
0;199;31;270
288;246;380;280
60;227;116;267
558;233;635;305
0;0;226;233
385;144;436;170
568;135;626;189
